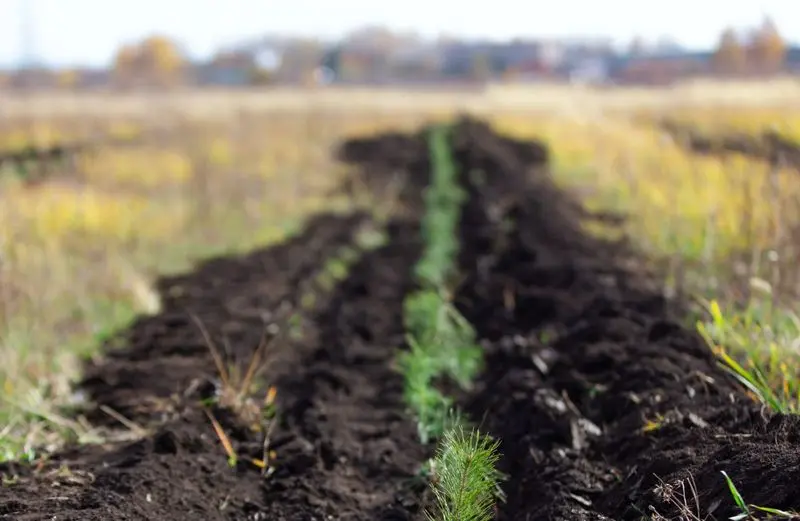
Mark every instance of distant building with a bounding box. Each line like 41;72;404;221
193;45;284;86
785;46;800;72
195;50;254;86
611;50;713;85
568;58;610;84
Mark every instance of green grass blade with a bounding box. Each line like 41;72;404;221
721;471;749;516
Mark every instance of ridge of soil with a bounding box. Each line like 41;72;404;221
1;210;431;521
659;119;800;170
447;117;800;520
259;219;429;521
336;130;430;207
0;130;439;520
80;212;369;430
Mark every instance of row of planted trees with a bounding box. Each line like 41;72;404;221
400;125;503;521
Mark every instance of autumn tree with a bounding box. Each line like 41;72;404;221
344;26;407;81
746;17;786;74
712;27;746;75
139;35;185;87
111;35;186;89
112;43;139;89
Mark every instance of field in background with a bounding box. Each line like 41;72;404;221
4;77;800;117
2;80;800;458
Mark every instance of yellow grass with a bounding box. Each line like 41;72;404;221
642;106;800;142
2;81;800;458
493;114;800;270
1;183;187;241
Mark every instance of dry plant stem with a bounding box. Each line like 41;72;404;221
261;415;277;477
204;408;236;465
190;313;230;387
768;164;782;303
652;474;705;521
238;331;268;400
98;405;147;438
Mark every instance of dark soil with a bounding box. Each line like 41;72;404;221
3;116;800;521
449;117;800;520
258;219;429;521
0;211;428;521
660;118;800;170
336;130;431;206
79;212;369;429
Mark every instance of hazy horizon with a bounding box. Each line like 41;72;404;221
0;0;795;67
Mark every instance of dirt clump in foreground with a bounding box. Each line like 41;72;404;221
3;118;800;520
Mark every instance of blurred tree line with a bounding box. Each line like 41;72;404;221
109;34;329;88
712;18;788;75
0;20;794;91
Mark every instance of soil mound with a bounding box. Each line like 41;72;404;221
336;130;430;205
79;212;368;429
449;117;800;520
258;219;428;520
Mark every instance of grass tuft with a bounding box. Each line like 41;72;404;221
697;296;800;414
721;470;797;520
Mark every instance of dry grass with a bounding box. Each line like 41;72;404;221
2;80;800;459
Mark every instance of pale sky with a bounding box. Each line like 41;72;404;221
0;0;796;67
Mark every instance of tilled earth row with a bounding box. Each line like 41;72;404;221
2;118;800;521
658;118;800;169
448;119;800;520
0;211;405;520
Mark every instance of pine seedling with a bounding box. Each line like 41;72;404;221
428;419;504;521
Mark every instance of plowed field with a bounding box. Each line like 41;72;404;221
2;118;798;521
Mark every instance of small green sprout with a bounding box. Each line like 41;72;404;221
722;471;796;520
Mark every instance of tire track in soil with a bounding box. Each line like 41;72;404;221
0;211;374;521
446;118;800;521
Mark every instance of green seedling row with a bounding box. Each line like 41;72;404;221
400;124;503;521
414;125;467;289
